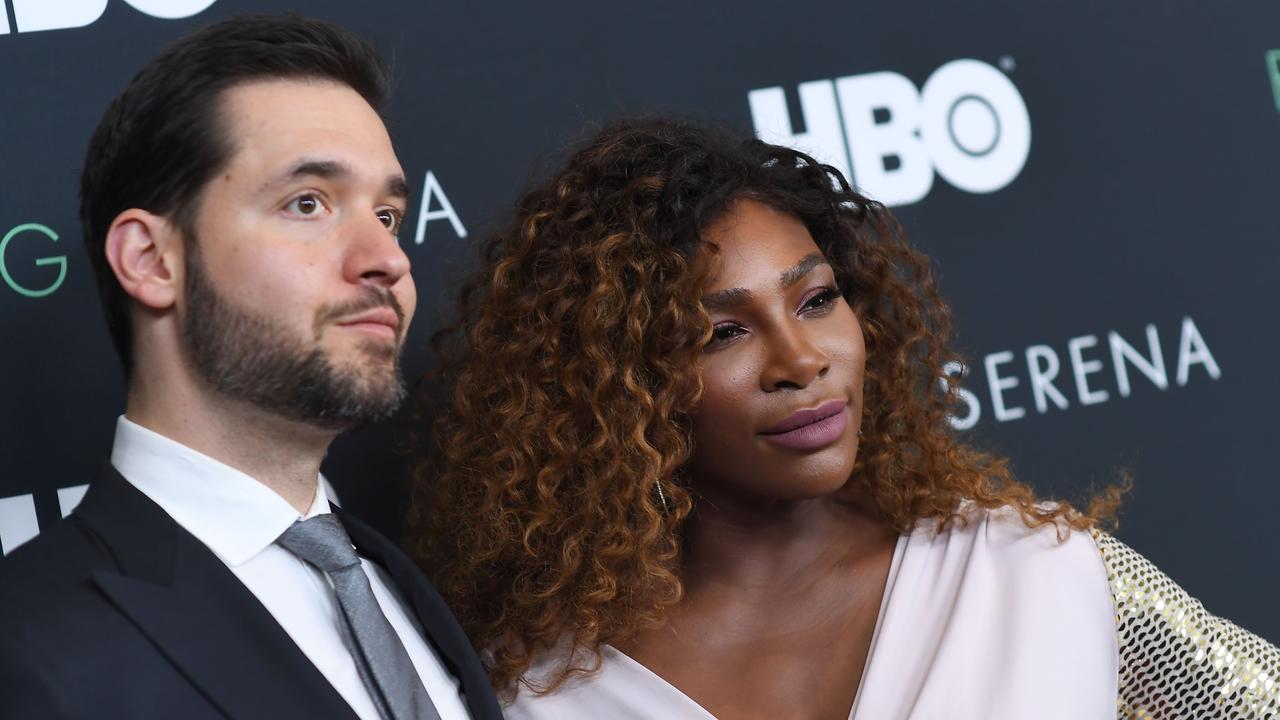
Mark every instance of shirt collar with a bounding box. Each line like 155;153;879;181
109;415;331;566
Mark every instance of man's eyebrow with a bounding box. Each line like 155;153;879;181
385;175;410;202
260;159;352;194
701;287;753;313
780;253;829;289
259;160;409;203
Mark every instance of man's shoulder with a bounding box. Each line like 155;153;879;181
0;512;124;634
1;463;163;591
0;514;105;590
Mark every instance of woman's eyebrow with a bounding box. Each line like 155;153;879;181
701;254;830;311
702;287;752;313
780;253;829;289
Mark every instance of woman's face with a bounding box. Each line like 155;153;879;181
687;199;865;504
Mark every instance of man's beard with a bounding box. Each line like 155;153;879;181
181;246;408;431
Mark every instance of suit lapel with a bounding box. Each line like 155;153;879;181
78;466;358;720
335;506;504;720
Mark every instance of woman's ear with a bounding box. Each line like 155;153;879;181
103;209;183;310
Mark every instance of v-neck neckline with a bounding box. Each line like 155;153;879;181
603;532;908;720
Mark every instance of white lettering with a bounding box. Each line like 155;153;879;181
1176;316;1222;386
749;59;1030;205
748;81;851;185
834;72;933;206
57;485;89;518
1026;344;1069;413
414;170;468;245
0;494;38;555
924;317;1218;430
919;59;1031;193
10;0;105;33
984;351;1024;421
1110;325;1168;397
121;0;217;19
3;0;215;35
1068;335;1110;406
940;361;981;430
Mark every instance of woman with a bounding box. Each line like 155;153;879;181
409;118;1279;719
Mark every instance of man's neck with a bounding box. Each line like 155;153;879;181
124;377;336;514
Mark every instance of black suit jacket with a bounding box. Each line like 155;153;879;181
0;465;503;720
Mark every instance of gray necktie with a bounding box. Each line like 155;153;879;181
276;514;443;720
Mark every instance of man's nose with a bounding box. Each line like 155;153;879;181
343;211;411;288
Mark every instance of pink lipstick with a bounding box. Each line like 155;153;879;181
760;399;849;451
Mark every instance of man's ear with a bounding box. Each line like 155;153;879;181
104;209;183;310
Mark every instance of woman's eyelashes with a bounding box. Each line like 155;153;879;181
800;286;842;316
709;322;747;347
706;286;844;349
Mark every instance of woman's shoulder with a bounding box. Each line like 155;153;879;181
906;503;1110;587
1087;530;1280;717
888;504;1120;669
915;507;1280;717
818;504;1122;718
890;503;1117;633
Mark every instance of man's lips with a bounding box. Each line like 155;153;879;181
761;399;848;435
335;307;400;340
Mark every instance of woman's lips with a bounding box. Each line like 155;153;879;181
760;400;849;451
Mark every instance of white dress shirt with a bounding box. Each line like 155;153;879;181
110;415;472;720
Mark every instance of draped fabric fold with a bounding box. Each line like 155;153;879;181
508;507;1120;719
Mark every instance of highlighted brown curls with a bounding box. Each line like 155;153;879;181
407;117;1121;696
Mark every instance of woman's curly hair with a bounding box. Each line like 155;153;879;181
407;117;1122;695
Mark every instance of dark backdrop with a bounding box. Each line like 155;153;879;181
2;0;1277;642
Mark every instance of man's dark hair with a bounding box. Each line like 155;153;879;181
79;14;391;376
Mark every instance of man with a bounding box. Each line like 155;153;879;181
0;15;502;720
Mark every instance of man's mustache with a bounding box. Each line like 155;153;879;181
313;288;406;339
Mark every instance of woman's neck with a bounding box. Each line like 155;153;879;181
679;485;890;595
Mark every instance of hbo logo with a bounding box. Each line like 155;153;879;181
749;59;1031;206
0;0;216;35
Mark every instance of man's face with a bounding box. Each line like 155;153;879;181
179;78;416;430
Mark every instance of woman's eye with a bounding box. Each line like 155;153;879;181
710;323;746;345
376;208;403;234
802;287;842;313
287;194;324;216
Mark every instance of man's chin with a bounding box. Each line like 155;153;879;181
292;391;405;431
246;359;407;431
328;333;401;363
339;354;404;390
331;370;409;423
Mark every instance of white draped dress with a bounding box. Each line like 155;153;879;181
504;507;1280;719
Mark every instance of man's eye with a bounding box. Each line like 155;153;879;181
287;194;323;216
376;208;403;234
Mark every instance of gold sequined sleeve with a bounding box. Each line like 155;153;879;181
1092;530;1280;719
